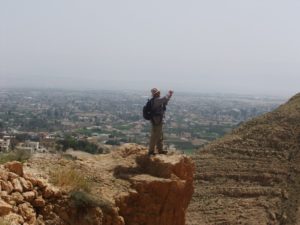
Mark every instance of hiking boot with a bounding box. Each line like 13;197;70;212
158;150;168;155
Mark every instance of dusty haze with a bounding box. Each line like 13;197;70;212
0;0;299;96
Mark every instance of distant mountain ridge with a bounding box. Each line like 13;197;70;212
188;92;300;225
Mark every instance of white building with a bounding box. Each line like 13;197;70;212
0;137;10;152
16;141;40;153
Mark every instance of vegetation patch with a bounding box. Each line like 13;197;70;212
50;165;114;217
0;149;32;164
57;136;103;154
49;166;91;193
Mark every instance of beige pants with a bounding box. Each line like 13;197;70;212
149;123;163;153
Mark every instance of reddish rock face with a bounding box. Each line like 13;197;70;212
4;161;23;176
0;199;13;216
116;154;195;225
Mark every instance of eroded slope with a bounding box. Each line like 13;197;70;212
188;93;300;225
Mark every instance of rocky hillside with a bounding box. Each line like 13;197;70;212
187;93;300;225
0;144;194;225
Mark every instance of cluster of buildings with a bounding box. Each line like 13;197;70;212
0;136;10;152
0;135;45;153
0;89;285;153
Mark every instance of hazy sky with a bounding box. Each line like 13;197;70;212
0;1;299;96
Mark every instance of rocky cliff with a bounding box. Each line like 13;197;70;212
0;144;194;225
187;93;300;225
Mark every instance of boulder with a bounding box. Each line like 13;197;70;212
19;177;33;191
0;199;13;216
0;191;10;202
36;179;47;189
23;174;38;186
0;190;8;197
12;178;23;193
4;161;23;176
23;191;36;202
0;169;9;181
8;172;19;181
43;186;61;199
23;175;47;189
1;213;24;225
32;197;46;207
11;191;25;204
1;180;14;194
18;202;36;224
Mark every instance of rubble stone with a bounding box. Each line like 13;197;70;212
12;178;23;193
4;161;24;176
0;199;13;216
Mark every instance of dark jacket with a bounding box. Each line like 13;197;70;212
151;94;172;125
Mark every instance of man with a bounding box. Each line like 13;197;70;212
148;88;174;156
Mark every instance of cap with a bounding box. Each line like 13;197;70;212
151;88;160;96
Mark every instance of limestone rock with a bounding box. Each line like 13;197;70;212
35;179;47;189
12;178;23;193
22;191;36;202
4;161;23;176
23;175;47;190
1;213;24;225
23;174;38;186
1;180;14;194
32;197;46;207
0;199;13;216
19;177;33;191
8;172;19;181
11;191;25;204
18;202;36;224
0;190;8;197
36;215;45;225
43;186;61;199
0;169;9;181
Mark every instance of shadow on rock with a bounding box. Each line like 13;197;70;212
113;154;174;180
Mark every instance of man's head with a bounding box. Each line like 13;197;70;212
151;88;160;97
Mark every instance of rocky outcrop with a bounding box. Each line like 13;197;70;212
116;152;194;225
187;93;300;225
0;145;194;225
0;161;65;224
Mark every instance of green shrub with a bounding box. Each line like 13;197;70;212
57;137;103;154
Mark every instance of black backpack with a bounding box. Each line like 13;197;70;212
143;98;154;120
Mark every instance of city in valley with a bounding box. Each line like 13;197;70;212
0;89;286;155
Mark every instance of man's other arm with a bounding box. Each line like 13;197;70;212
157;90;174;105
